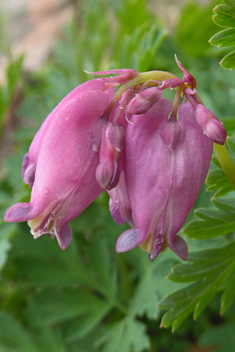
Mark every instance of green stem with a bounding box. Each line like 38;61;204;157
213;143;235;190
170;84;184;120
108;71;177;115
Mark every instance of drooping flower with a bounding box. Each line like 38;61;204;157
114;99;214;261
4;62;227;261
4;79;114;249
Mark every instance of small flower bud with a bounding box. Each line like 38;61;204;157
127;87;162;114
96;122;124;190
195;104;227;145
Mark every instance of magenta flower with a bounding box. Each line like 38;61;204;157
115;99;214;261
4;63;227;260
4;79;113;249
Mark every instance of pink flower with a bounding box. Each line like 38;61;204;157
4;64;227;260
4;80;113;249
115;99;214;260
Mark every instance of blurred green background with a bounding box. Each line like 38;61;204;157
1;0;235;351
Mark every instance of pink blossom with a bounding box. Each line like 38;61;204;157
115;100;213;260
5;80;113;249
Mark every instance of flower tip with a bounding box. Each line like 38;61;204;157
174;55;197;89
55;223;73;250
116;228;141;252
168;235;188;261
4;202;34;223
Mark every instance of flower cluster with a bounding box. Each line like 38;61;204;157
4;58;226;261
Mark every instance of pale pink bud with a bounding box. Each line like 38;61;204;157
195;104;227;145
127;87;162;114
96;122;124;190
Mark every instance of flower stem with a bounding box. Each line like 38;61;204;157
213;143;235;190
170;84;184;120
108;71;177;113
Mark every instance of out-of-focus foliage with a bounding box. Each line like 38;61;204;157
0;55;24;133
1;0;235;351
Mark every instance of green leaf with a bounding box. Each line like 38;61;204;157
183;207;235;239
0;223;17;271
119;23;166;71
213;4;235;28
220;278;235;314
199;322;235;352
175;1;219;57
224;0;235;7
129;258;179;320
226;136;235;153
210;1;235;68
206;168;233;198
84;237;117;298
95;317;150;352
220;50;235;68
0;311;39;352
66;300;112;342
210;27;235;47
212;196;235;211
26;288;110;326
158;241;235;330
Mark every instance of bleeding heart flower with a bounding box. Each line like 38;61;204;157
115;100;214;261
5;80;113;249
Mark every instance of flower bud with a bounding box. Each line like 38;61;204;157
195;104;227;145
127;87;162;115
96;122;125;190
